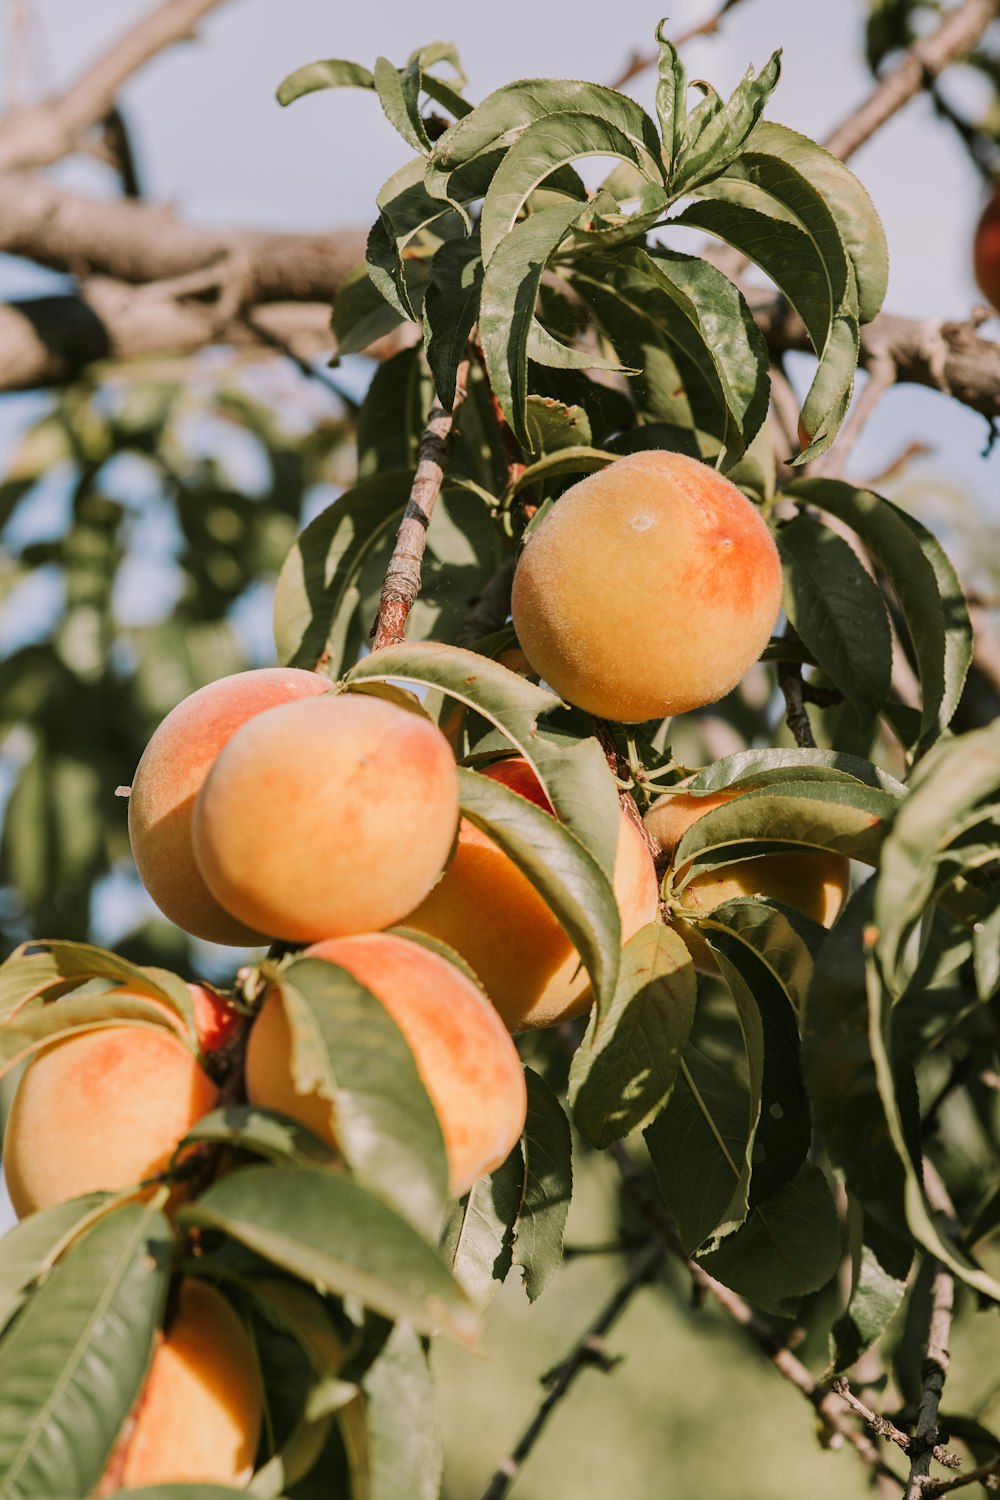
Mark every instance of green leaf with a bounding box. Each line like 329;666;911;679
507;446;616;499
480;113;659;268
276;59;374;106
423;237;482;407
456;767;620;1021
829;1196;911;1375
272;957;449;1236
696;1162;841;1316
655;25;689;175
671;52;781;196
974;901;1000;1001
479;200;591;451
373;55;429;154
177;1105;337;1168
874;721;1000;988
644;1045;751;1254
332;264;407;358
441;1148;525;1306
180;1165;479;1343
0;1201;169;1500
514;1069;572;1302
569;923;696;1147
362;1324;442;1500
784;479;973;755
686;746;905;796
0;940;194;1037
344;642;621;876
673;780;896;875
778;513;893;729
523;396;592;456
273;471;412;674
0;1194;111;1336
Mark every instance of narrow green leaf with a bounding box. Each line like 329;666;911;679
686;746;905;796
332;264;407;358
373;55;429;154
363;1324;442;1500
779;513;893;729
180;1165;479;1343
829;1196;911;1375
276;59;375;106
974;901;1000;1001
0;940;194;1036
0;1202;169;1500
274;957;449;1236
0;1194;110;1336
514;1069;572;1301
423;237;483;407
177;1105;336;1168
479;200;590;451
784;478;973;755
441;1148;524;1306
456;767;620;1020
507;446;616;498
655;24;688;174
671;51;781;196
570;923;696;1147
696;1162;841;1316
644;1046;751;1254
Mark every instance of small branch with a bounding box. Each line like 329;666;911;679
778;661;818;748
823;0;1000;164
0;0;228;172
371;362;471;652
904;1260;957;1498
609;0;751;89
606;1140;905;1489
925;1457;1000;1496
478;1236;664;1500
831;1379;961;1473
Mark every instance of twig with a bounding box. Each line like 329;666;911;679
0;0;228;172
904;1259;957;1497
478;1236;664;1500
777;661;818;748
609;0;752;89
925;1457;1000;1496
823;0;1000;164
371;361;471;652
831;1378;962;1473
606;1139;905;1489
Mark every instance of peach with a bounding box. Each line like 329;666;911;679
645;786;850;970
188;983;242;1055
974;183;1000;308
113;1278;262;1489
245;932;527;1197
3;1022;218;1218
192;693;459;944
128;667;330;945
510;450;783;722
404;757;660;1030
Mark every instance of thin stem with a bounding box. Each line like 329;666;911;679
608;0;753;89
925;1457;1000;1496
904;1260;957;1497
478;1236;664;1500
371;360;471;653
777;661;818;748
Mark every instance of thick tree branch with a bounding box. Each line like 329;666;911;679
823;0;1000;163
371;363;471;652
0;0;228;172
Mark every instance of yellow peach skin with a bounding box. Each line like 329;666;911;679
405;757;660;1031
510;450;783;722
115;1279;262;1489
128;667;330;945
245;932;527;1198
192;693;460;944
3;1022;218;1218
644;786;850;971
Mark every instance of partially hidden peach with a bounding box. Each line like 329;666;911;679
192;693;459;944
510;450;783;722
2;1022;218;1218
404;757;660;1030
111;1279;262;1490
128;667;330;945
245;932;527;1198
645;785;850;971
974;183;1000;308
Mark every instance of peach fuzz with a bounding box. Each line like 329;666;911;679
192;693;459;944
245;932;527;1198
645;786;850;970
405;757;660;1031
113;1279;262;1489
3;1023;218;1218
128;667;330;945
510;450;783;722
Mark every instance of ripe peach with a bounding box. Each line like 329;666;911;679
245;932;527;1197
974;183;1000;308
128;667;330;945
188;983;242;1055
192;694;459;944
510;450;783;722
404;757;660;1030
114;1279;262;1489
3;1022;218;1218
645;786;850;970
